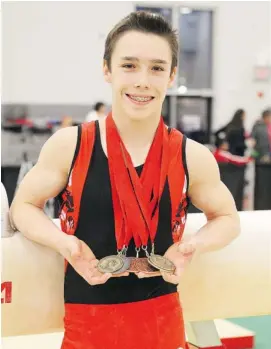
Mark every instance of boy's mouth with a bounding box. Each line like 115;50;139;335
125;94;155;105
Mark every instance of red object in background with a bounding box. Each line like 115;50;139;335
1;281;12;304
187;334;254;349
213;149;252;166
8;118;33;127
257;91;264;98
221;336;254;349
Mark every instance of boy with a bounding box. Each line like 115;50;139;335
11;11;240;349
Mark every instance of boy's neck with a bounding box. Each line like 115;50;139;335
111;107;161;149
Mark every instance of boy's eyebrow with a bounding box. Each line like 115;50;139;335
121;56;169;64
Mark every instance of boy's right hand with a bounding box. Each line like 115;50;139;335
60;235;129;285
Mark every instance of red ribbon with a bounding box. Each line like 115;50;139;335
106;113;169;251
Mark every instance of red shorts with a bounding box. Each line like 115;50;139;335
61;292;186;349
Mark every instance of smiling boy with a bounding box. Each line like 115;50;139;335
10;11;240;349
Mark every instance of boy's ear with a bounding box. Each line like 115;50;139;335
103;60;112;83
168;66;177;88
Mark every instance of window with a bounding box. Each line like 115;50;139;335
178;9;213;89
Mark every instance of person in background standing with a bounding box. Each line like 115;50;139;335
85;102;106;122
215;109;247;156
251;108;271;162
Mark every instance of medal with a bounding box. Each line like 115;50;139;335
127;257;159;274
119;125;174;274
112;256;131;275
148;254;175;273
97;255;124;274
102;114;174;274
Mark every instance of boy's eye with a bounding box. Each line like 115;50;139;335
121;64;165;71
122;64;135;69
152;66;164;72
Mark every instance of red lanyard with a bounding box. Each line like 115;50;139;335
106;113;169;251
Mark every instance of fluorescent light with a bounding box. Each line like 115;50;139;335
178;85;188;93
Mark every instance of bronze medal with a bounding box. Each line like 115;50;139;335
127;257;160;275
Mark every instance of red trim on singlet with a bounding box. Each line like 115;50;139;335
168;128;189;242
59;122;95;236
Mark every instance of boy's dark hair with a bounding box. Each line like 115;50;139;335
103;11;178;73
94;102;105;112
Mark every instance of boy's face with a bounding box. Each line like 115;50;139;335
103;31;176;121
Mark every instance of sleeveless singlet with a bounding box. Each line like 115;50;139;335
58;121;189;305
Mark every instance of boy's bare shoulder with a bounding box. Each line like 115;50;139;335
37;126;79;174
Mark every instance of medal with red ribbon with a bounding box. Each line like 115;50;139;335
97;113;175;274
